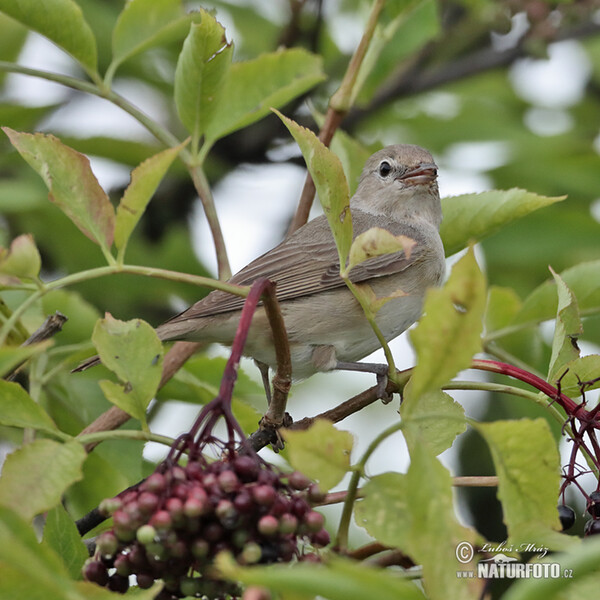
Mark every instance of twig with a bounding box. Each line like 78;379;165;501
188;166;231;281
345;21;600;131
261;282;292;427
286;0;385;235
5;312;68;381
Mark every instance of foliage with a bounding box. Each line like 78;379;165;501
1;0;600;599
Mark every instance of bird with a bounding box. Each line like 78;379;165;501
76;144;445;397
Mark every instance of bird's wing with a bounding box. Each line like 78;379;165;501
166;211;425;322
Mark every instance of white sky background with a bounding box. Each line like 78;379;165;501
3;11;599;535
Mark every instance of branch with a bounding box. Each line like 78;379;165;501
345;21;600;131
286;0;385;235
5;312;68;382
261;282;292;427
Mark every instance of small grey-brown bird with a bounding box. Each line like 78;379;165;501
77;145;445;393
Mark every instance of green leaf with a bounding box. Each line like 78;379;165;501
401;390;466;456
110;0;195;77
551;354;600;397
0;234;41;281
2;128;115;253
474;419;573;550
93;315;163;423
274;110;352;265
114;142;186;257
205;48;325;145
547;268;582;383
355;444;475;600
216;553;427;600
0;0;98;78
174;13;233;147
503;536;600;600
0;343;51;379
408;247;486;401
440;189;565;257
42;504;88;580
515;260;600;326
0;380;59;433
346;227;415;273
282;419;353;492
0;440;86;520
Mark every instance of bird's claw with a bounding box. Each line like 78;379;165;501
376;371;393;404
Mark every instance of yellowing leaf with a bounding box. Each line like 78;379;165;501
3;128;114;252
547;268;582;383
401;390;466;456
346;227;415;273
0;234;41;281
93;315;163;423
282;419;353;492
408;247;486;402
115;142;187;256
474;419;573;550
355;444;476;600
274;111;352;265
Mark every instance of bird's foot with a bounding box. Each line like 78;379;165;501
259;412;293;453
335;361;394;403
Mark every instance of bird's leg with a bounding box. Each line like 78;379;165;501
254;359;272;405
334;361;393;403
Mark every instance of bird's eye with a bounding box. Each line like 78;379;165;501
378;160;392;177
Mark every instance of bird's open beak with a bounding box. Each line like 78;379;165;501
397;163;438;186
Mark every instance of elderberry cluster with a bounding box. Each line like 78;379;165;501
83;455;329;599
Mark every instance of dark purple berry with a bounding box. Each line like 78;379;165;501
558;504;575;531
288;471;311;491
253;485;276;506
233;490;254;513
291;497;310;519
136;573;155;589
149;510;172;531
584;518;600;536
233;456;259;481
83;560;109;586
218;469;240;493
137;491;159;515
108;573;129;593
203;522;224;542
184;495;208;518
279;513;298;534
587;492;600;518
114;554;131;576
308;483;326;503
257;515;279;536
142;472;166;494
311;528;331;547
304;510;324;532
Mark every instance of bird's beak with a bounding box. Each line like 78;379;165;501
397;163;438;186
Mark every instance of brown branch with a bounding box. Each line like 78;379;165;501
5;311;68;381
453;476;498;487
261;283;292;427
23;311;68;345
346;21;600;131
